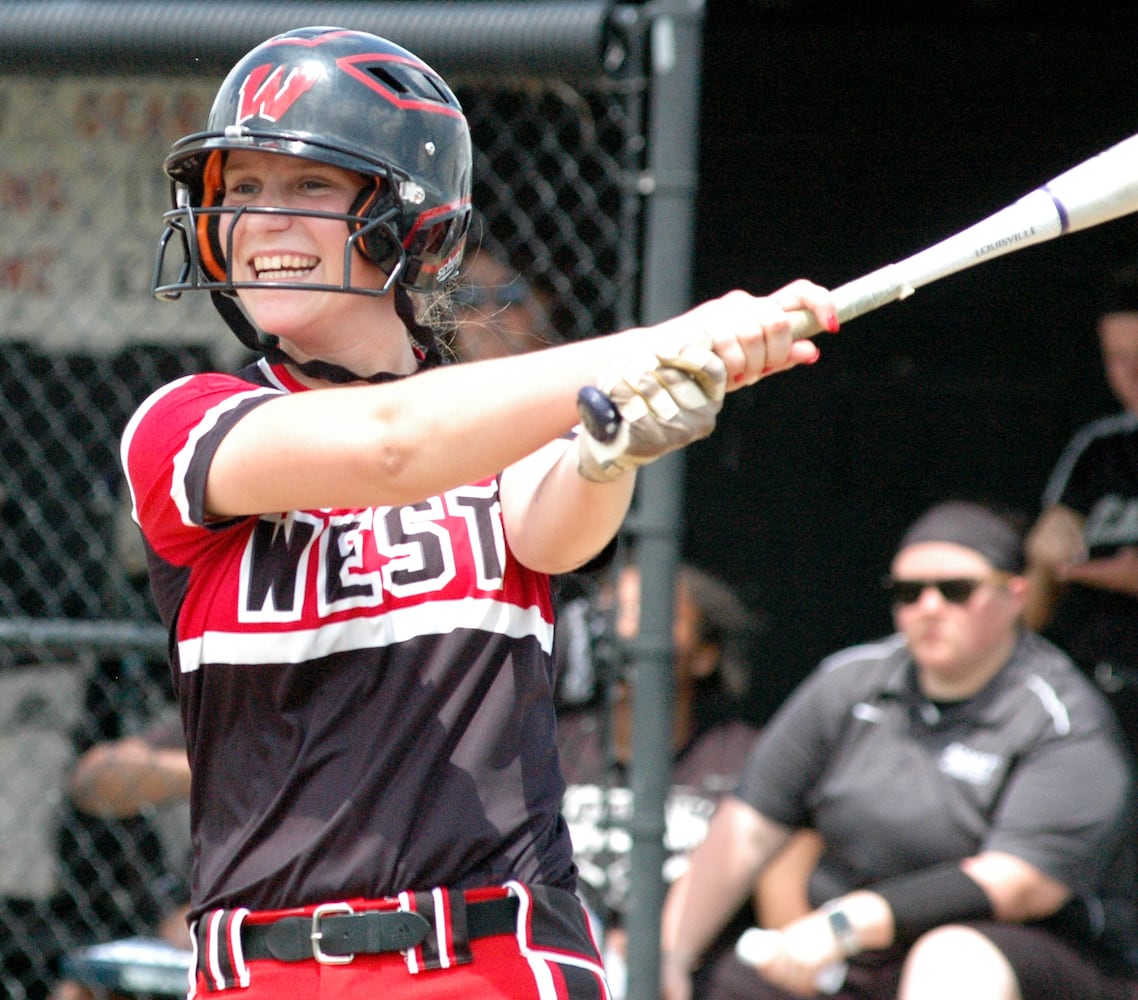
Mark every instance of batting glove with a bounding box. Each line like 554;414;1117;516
576;342;727;483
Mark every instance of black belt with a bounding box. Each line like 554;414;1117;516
241;895;518;964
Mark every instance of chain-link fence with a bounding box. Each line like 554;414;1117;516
0;3;694;996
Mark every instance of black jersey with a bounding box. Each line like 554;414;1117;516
1041;411;1138;669
121;358;576;919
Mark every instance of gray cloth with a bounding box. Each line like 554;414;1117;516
735;631;1138;966
897;501;1024;572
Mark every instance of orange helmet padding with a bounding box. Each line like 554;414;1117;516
196;154;389;283
197;150;228;282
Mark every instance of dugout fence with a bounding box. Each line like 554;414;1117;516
0;3;703;999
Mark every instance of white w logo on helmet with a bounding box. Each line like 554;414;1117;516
236;63;320;124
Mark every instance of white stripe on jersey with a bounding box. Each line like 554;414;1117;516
177;595;554;672
1025;673;1072;735
120;375;195;528
1042;412;1138;508
170;385;280;527
821;632;907;673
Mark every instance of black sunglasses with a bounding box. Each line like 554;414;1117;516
882;575;1010;606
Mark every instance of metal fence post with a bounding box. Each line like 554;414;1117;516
623;3;705;999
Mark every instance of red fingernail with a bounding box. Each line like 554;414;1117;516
734;372;745;383
826;309;840;333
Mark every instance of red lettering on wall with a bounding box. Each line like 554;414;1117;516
0;171;66;214
72;87;211;143
0;250;56;294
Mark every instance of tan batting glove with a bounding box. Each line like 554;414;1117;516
576;341;727;483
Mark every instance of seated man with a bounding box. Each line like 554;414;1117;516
662;501;1138;1000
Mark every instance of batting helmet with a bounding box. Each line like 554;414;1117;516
152;26;473;301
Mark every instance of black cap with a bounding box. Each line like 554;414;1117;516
897;501;1025;574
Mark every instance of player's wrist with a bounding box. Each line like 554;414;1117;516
575;429;637;482
821;900;862;958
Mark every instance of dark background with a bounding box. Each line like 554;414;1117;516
681;2;1138;720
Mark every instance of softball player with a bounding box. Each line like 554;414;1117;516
121;25;837;1000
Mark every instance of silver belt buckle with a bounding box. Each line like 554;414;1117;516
311;901;355;965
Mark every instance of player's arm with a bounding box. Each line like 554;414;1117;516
1023;503;1085;629
499;438;636;574
202;284;836;519
660;796;792;1000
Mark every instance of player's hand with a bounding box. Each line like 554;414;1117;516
1025;505;1087;571
576;340;726;482
649;282;838;390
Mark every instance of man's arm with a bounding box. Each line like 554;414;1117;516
1023;504;1085;630
70;736;191;818
660;796;791;1000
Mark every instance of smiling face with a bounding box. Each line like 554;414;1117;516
216;150;392;343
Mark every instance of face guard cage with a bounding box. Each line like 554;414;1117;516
151;201;407;301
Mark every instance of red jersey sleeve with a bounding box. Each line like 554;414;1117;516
120;372;280;568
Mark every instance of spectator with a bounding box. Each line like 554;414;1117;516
1025;261;1138;755
662;500;1138;1000
558;560;770;997
68;711;191;833
557;564;819;1000
448;246;561;362
48;711;192;1000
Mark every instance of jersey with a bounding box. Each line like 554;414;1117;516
1039;411;1138;669
736;631;1138;965
120;357;576;920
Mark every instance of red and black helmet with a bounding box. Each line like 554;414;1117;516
152;26;472;299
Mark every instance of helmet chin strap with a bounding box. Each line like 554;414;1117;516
209;287;446;384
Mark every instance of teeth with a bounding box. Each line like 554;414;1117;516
253;253;318;277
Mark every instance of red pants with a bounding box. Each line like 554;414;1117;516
190;882;610;1000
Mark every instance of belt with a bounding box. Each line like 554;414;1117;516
241;895;519;964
